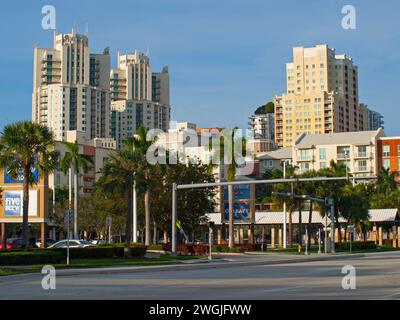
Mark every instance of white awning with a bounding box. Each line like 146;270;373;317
204;209;399;225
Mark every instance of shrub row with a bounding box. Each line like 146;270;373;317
50;245;147;259
0;251;64;265
336;241;376;250
162;243;210;255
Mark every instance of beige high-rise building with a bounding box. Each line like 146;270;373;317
110;51;170;148
274;44;368;148
32;28;111;141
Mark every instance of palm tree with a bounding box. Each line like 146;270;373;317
97;146;138;255
0;121;58;249
60;140;93;239
217;127;247;248
125;126;154;246
377;167;397;195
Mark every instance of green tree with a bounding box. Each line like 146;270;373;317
271;164;297;247
124;126;157;246
376;167;397;195
214;127;248;248
60;140;93;239
0;121;58;249
97;144;138;254
339;184;369;241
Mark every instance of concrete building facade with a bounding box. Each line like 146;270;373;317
32;28;111;141
274;45;369;148
292;129;384;176
367;108;385;130
110;51;170;148
378;137;400;186
50;131;116;195
248;113;276;154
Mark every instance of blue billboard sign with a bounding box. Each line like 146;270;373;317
223;184;250;200
4;166;39;184
224;202;250;221
4;192;22;216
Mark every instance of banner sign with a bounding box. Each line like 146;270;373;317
224;202;250;221
223;184;250;200
4;166;39;184
4;190;38;217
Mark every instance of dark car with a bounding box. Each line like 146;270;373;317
0;238;38;250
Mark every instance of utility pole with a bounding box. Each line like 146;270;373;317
68;168;72;240
172;183;177;255
330;204;335;253
133;180;137;243
283;161;287;249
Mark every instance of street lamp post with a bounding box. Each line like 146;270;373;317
172;183;177;255
283;161;287;249
133;180;137;243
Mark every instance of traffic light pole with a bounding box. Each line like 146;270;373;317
172;183;177;255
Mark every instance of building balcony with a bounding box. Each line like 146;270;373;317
297;156;315;162
337;152;350;160
354;152;372;159
354;166;372;173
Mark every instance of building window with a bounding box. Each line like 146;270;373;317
398;145;400;156
383;159;390;170
300;162;310;172
383;145;390;157
320;162;327;169
358;145;367;157
319;148;326;160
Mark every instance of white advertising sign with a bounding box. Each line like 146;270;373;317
4;190;38;217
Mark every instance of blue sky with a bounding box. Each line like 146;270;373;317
1;0;400;135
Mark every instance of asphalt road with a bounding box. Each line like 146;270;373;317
1;251;400;300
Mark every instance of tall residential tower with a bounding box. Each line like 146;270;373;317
32;28;111;141
274;45;368;148
110;50;170;148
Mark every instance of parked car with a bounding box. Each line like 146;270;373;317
48;240;95;248
35;238;57;248
0;238;37;250
91;239;107;245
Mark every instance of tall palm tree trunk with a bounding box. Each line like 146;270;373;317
74;170;79;239
125;186;133;256
307;201;313;248
163;230;168;244
288;210;293;248
153;221;158;244
298;202;302;246
22;168;30;251
145;190;151;246
228;184;234;248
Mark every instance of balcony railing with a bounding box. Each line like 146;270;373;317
354;152;371;158
337;152;350;160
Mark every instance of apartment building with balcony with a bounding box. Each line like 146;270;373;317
50;130;116;195
248;109;277;154
274;45;369;148
110;51;170;148
378;137;400;186
292;129;384;176
32;28;111;141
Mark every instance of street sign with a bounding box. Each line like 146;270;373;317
321;217;331;227
106;216;112;228
325;198;334;206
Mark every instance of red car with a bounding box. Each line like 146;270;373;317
0;238;37;250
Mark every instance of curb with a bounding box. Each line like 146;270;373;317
53;253;365;277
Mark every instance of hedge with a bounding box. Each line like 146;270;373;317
162;243;210;255
49;245;147;259
0;251;64;265
336;241;376;250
